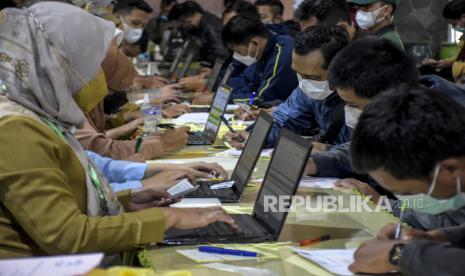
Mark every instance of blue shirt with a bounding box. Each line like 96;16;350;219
86;151;147;193
227;34;298;106
266;87;352;147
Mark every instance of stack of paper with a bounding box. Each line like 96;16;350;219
172;113;234;125
291;248;355;276
299;177;340;189
0;253;104;276
170;198;222;208
215;148;274;158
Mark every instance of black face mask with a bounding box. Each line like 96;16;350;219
103;91;129;115
180;24;199;37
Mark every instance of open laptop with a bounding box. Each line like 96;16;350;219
205;58;226;92
164;129;313;245
176;50;195;81
187;84;232;145
187;111;274;202
164;39;190;78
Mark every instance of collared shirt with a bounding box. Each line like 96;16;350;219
86;151;147;192
266;87;352;147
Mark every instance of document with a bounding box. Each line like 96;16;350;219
0;253;103;276
215;148;273;158
167;178;198;199
202;263;278;276
177;249;257;262
170;198;222;208
173;113;234;125
291;248;355;276
299;177;340;189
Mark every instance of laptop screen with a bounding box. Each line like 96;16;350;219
252;130;312;235
169;40;189;74
204;85;232;139
178;51;195;80
205;59;225;92
231;111;273;196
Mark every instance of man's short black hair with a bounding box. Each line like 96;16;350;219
168;1;203;21
161;0;177;7
223;0;260;21
294;0;350;27
327;37;418;98
222;15;271;47
351;85;465;181
294;25;349;69
255;0;284;16
443;0;465;20
113;0;153;15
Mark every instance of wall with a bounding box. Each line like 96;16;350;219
394;0;449;57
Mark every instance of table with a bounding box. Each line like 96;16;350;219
139;143;398;275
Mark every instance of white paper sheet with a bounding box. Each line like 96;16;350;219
215;148;274;158
0;253;104;276
172;113;234;125
170;198;222;208
202;262;278;276
167;178;195;197
177;249;256;262
291;248;355;276
299;177;340;189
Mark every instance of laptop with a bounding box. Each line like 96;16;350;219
187;84;232;145
164;129;313;245
220;63;234;86
176;50;195;81
205;58;226;92
165;39;190;78
187;111;274;202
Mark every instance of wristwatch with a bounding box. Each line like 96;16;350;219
389;243;406;266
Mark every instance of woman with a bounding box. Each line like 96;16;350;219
0;2;237;258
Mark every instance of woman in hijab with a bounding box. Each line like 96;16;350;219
0;2;238;258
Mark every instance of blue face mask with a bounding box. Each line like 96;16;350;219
396;164;465;214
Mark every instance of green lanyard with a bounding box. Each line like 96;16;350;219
40;117;108;212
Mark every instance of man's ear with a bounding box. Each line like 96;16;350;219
383;4;394;18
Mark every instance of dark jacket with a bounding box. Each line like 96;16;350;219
228;34;298;107
197;12;231;66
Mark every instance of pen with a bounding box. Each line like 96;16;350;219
135;136;143;153
395;200;408;239
198;246;261;257
220;115;245;143
298;234;331;247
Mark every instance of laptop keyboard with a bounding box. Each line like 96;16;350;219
195;215;266;237
188;132;210;142
188;181;233;197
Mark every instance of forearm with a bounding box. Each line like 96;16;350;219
105;124;132;140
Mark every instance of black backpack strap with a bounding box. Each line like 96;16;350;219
318;102;345;144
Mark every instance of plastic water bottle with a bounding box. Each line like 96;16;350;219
142;89;162;136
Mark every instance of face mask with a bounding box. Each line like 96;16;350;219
74;70;108;113
355;6;388;30
344;105;362;129
297;73;333;100
121;18;143;43
233;43;259;66
395;165;465;214
454;25;465;33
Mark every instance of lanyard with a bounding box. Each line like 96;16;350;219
40;117;108;211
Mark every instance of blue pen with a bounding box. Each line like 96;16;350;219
249;92;256;105
198;246;261;257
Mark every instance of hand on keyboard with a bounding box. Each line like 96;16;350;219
163;207;241;233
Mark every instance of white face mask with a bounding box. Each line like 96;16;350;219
121;18;143;43
395;164;465;214
344;105;362;129
297;73;333;100
355;6;388;30
233;43;258;66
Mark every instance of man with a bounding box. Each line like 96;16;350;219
229;26;351;150
348;0;404;48
348;86;465;276
169;1;230;66
294;0;360;41
113;0;153;45
223;0;261;24
305;37;418;179
223;15;298;106
255;0;283;24
147;0;177;44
